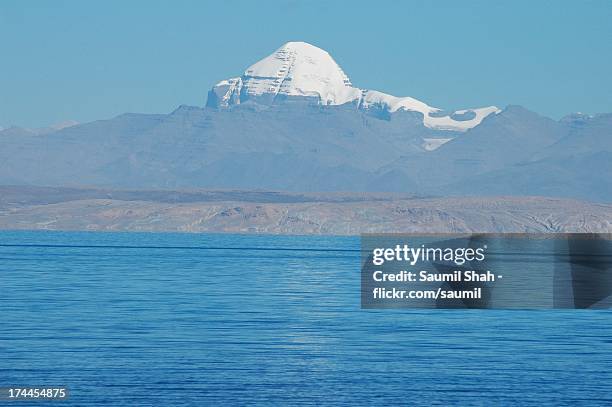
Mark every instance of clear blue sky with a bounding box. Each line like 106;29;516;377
1;0;611;127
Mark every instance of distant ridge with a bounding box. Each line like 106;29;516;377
0;186;609;234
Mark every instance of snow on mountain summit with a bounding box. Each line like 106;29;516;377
241;41;361;105
207;41;499;131
209;42;360;107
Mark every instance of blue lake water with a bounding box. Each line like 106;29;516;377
1;231;611;406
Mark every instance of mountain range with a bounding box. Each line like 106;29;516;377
1;41;610;202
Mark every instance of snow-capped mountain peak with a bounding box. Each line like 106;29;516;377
207;41;499;132
209;41;361;107
241;41;361;105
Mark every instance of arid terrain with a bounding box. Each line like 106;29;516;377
1;186;610;235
